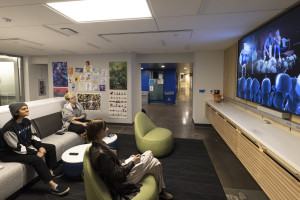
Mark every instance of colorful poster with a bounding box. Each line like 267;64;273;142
77;93;101;110
102;69;108;76
68;75;73;83
75;68;83;73
109;62;127;90
70;83;77;92
100;85;106;91
93;68;101;75
67;67;73;75
52;62;68;87
74;74;79;82
92;84;99;91
79;74;86;82
93;75;101;83
85;73;92;81
84;65;92;73
53;87;68;97
158;79;164;84
100;77;107;84
109;90;127;118
38;79;46;96
149;79;154;86
78;82;85;91
86;82;92;92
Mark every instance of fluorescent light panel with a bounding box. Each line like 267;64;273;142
47;0;152;22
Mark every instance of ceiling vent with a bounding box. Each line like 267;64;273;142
60;28;78;36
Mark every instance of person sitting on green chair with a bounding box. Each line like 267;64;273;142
82;119;173;200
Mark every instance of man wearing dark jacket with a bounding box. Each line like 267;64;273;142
0;102;70;196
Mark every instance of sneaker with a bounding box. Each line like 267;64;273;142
51;171;64;179
51;184;70;196
159;191;173;200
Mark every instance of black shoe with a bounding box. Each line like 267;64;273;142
51;171;64;179
159;191;173;200
51;184;70;196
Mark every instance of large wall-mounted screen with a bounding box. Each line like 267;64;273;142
237;5;300;115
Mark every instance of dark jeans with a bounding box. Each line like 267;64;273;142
68;118;89;134
0;143;57;184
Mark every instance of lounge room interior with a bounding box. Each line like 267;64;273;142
1;0;300;200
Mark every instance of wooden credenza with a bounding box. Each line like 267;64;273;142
205;100;300;200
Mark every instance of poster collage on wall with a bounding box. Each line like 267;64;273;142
52;61;128;118
109;90;127;118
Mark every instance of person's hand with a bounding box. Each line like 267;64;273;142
71;116;77;121
39;147;46;154
37;152;44;158
82;122;87;127
132;155;140;164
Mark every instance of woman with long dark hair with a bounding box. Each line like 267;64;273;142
82;119;173;200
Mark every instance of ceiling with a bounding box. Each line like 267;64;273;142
0;0;299;56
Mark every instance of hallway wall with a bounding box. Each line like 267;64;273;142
193;51;224;124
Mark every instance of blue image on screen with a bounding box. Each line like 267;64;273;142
237;5;300;115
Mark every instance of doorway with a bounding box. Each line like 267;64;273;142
177;63;193;102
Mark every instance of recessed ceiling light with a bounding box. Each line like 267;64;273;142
47;0;152;22
184;67;187;69
161;65;165;68
141;68;144;70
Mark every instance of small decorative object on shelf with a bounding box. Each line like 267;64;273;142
214;94;222;103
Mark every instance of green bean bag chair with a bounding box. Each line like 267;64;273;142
134;112;174;157
83;146;159;200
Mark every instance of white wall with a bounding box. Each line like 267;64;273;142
23;56;31;102
137;53;193;63
29;64;49;101
131;53;142;119
192;51;224;124
47;53;137;124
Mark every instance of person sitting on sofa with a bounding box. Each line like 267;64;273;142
0;102;70;196
82;119;173;200
61;93;88;134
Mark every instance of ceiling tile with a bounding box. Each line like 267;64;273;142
45;18;158;37
200;0;299;14
156;9;282;31
149;0;203;17
0;0;79;7
0;4;73;28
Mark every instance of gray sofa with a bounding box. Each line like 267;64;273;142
0;112;83;199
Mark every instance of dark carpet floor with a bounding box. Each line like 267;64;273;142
8;134;226;200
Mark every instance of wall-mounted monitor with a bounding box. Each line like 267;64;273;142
237;4;300;115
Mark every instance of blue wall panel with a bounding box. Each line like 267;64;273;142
141;70;149;91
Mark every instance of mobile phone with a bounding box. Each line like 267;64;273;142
69;152;78;155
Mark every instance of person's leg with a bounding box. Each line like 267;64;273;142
126;150;166;192
68;123;85;134
0;152;52;184
41;143;58;170
0;152;70;195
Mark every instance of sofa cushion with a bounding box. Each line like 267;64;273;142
42;132;83;161
0;162;24;200
31;112;63;139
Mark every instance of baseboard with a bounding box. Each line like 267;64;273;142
192;118;212;127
